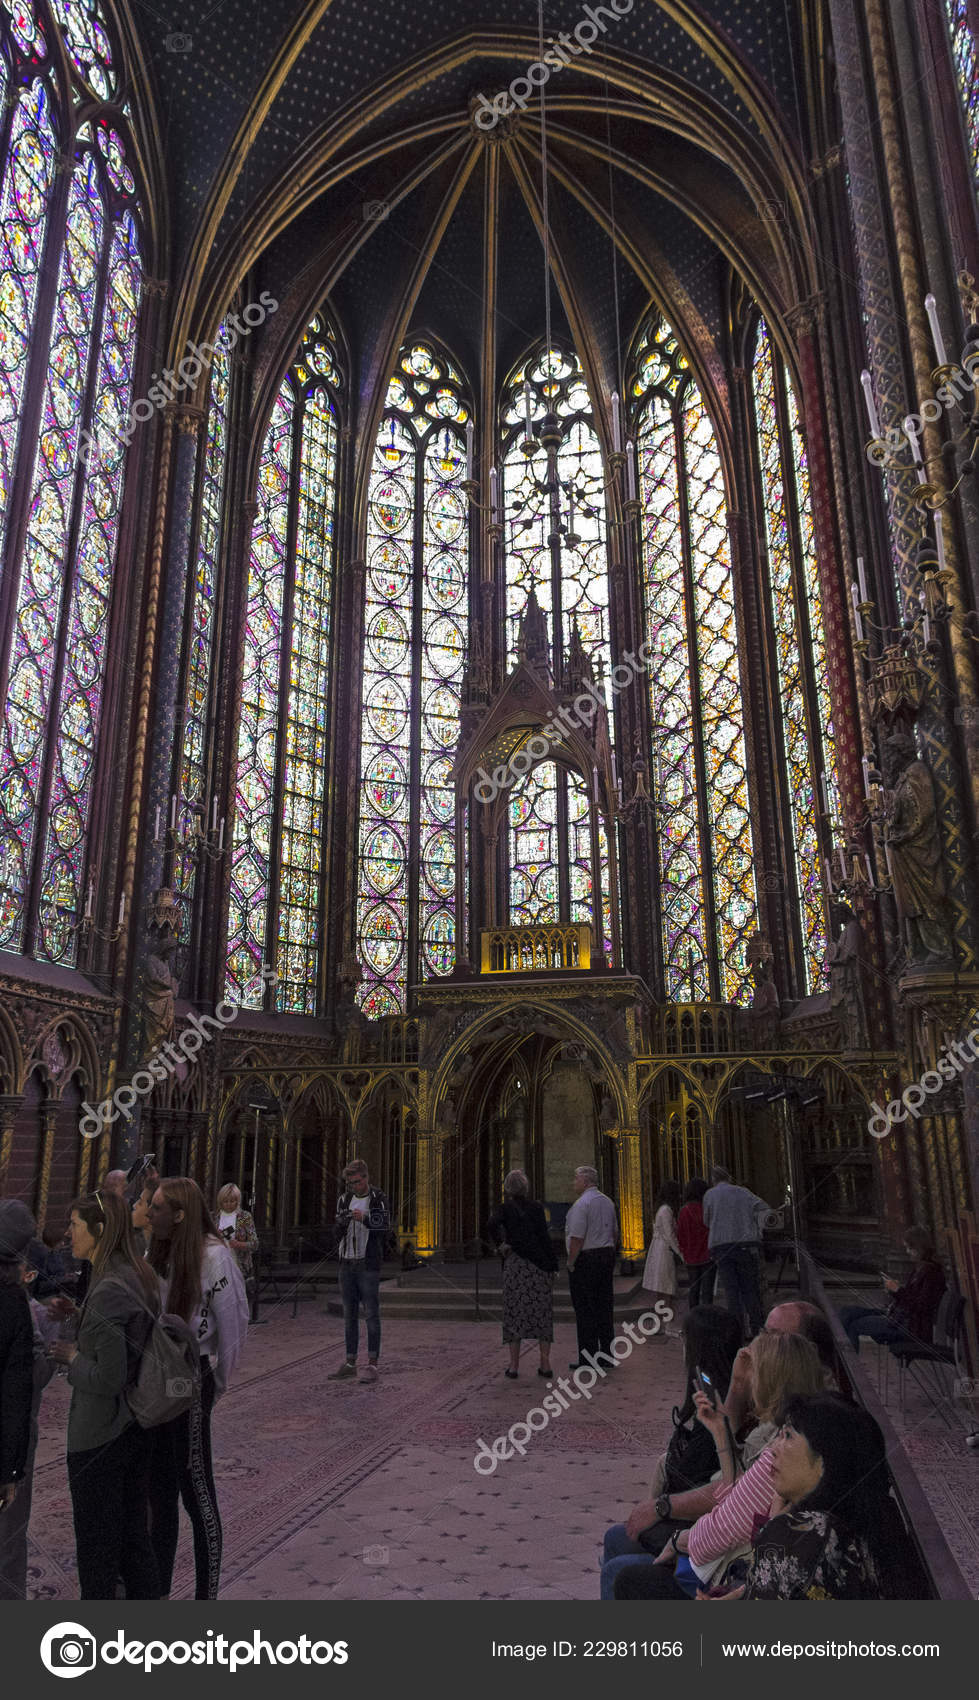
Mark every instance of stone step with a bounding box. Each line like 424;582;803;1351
325;1284;670;1322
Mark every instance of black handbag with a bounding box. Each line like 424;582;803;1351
661;1413;719;1496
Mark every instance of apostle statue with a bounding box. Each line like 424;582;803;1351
882;731;952;966
745;933;780;1048
826;901;868;1050
144;929;179;1055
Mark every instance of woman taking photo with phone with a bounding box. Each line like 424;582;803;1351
146;1178;248;1600
50;1191;161;1599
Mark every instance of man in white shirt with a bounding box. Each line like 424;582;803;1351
328;1160;391;1384
565;1165;618;1370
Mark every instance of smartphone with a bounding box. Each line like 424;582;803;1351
694;1365;717;1408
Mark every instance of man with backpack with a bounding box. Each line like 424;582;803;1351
328;1161;391;1384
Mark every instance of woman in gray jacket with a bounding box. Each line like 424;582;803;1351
50;1190;161;1599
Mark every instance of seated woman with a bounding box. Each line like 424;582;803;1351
838;1226;944;1355
600;1305;742;1599
612;1331;825;1599
718;1395;895;1600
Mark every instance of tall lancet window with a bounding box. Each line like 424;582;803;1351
633;318;755;1002
751;319;835;993
945;0;979;178
226;315;341;1013
501;345;613;958
0;1;143;964
355;342;470;1017
173;329;231;938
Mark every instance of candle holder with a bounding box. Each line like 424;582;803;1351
55;893;127;944
154;792;227;863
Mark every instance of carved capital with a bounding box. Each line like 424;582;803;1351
166;403;206;437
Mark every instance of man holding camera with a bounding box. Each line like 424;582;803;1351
328;1161;391;1384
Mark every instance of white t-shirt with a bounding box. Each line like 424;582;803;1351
341;1195;370;1260
218;1210;237;1239
161;1239;248;1398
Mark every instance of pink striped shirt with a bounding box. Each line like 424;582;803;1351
687;1447;776;1568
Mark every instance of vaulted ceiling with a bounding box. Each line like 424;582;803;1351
128;1;832;442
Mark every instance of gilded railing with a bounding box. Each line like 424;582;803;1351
480;923;592;974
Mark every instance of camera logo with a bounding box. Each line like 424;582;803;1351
40;1623;97;1677
363;1544;389;1565
363;200;390;223
165;33;192;52
166;1377;193;1398
759;869;785;893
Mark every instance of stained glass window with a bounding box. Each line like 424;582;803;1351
751;318;835;993
173;332;230;937
356;341;470;1016
50;0;116;98
501;344;614;960
503;345;611;675
633;318;756;1002
0;5;142;963
945;0;979;179
226;315;341;1013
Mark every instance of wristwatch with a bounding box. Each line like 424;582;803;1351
655;1492;672;1520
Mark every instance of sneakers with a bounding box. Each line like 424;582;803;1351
360;1363;379;1384
328;1361;357;1380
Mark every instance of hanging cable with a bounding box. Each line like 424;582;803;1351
605;77;623;394
537;0;553;363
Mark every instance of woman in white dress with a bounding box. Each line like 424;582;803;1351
642;1180;682;1307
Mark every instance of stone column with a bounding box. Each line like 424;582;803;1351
612;1125;645;1265
119;406;205;1170
35;1103;57;1224
0;1096;18;1192
829;0;978;960
414;1127;438;1254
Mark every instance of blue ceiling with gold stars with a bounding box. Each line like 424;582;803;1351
127;1;817;421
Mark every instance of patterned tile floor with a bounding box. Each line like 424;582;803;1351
23;1290;979;1600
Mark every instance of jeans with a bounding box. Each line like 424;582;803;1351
68;1421;160;1600
712;1242;764;1334
686;1262;716;1309
838;1306;919;1354
339;1262;381;1360
148;1361;221;1600
601;1523;654;1599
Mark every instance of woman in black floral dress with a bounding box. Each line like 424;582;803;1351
714;1395;900;1600
486;1171;559;1379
